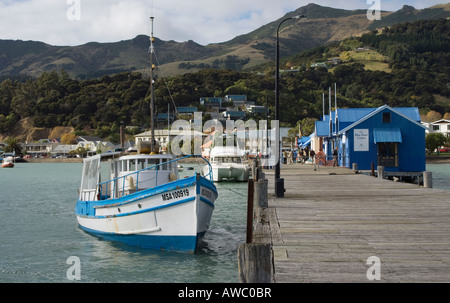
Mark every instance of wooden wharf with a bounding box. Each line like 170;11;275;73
239;162;450;283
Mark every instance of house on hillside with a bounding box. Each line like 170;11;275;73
135;129;207;153
313;105;426;173
22;141;56;157
200;97;222;108
77;136;116;156
425;119;450;138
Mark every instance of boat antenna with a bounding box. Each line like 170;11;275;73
149;16;156;152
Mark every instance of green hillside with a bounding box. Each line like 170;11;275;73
1;6;450;142
1;3;449;78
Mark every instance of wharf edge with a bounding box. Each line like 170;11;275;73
239;162;450;283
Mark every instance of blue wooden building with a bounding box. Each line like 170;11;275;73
314;105;426;172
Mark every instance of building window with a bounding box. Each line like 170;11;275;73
433;125;440;131
382;112;391;123
377;142;398;167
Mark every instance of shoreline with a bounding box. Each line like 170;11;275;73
16;155;450;164
426;155;450;164
22;158;83;163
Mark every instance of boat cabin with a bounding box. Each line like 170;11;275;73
79;152;179;202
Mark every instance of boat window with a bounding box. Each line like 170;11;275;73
129;159;136;171
147;159;159;170
159;159;170;170
137;159;146;170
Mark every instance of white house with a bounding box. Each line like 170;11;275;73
425;119;450;138
77;136;116;156
135;129;207;152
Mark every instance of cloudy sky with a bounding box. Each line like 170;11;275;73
0;0;447;46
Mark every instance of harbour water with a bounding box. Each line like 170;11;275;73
0;162;247;283
0;162;448;283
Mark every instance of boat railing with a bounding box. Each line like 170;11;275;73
97;155;213;201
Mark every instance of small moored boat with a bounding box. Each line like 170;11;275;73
1;157;15;168
75;148;217;253
205;146;250;182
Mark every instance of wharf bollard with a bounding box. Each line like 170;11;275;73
352;163;358;173
255;178;268;208
246;179;254;244
424;172;433;188
377;166;385;179
237;243;272;283
238;159;272;283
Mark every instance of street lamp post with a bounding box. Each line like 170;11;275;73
275;15;305;198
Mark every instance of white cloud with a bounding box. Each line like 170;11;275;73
0;0;447;46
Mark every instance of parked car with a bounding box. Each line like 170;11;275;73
438;147;450;153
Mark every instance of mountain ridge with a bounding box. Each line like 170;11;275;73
1;3;449;78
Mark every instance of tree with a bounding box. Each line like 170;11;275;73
425;133;447;153
3;137;23;155
61;133;78;144
425;110;442;122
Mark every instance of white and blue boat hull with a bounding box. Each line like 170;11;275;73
76;175;217;253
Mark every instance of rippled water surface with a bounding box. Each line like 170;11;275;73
0;163;247;282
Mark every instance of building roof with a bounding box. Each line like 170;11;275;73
323;107;421;124
177;107;197;113
316;105;423;137
339;105;426;134
430;119;450;124
315;120;331;137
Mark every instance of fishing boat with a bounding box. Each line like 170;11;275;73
205;146;250;182
75;17;218;253
75;146;217;253
1;156;14;168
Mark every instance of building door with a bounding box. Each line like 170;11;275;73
377;142;398;167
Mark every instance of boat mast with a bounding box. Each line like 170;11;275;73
149;16;156;152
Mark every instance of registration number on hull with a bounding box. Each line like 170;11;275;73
162;189;190;202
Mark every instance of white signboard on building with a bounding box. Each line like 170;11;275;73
354;129;369;152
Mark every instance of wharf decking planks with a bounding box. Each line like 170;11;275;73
264;164;450;283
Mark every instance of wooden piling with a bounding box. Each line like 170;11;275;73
377;166;384;179
245;179;254;244
238;159;273;283
255;179;268;208
423;171;433;188
237;243;272;283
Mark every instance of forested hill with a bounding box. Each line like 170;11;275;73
0;19;449;143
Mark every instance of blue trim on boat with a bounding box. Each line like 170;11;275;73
76;175;203;216
75;170;218;253
199;196;215;208
78;225;201;253
86;197;197;219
